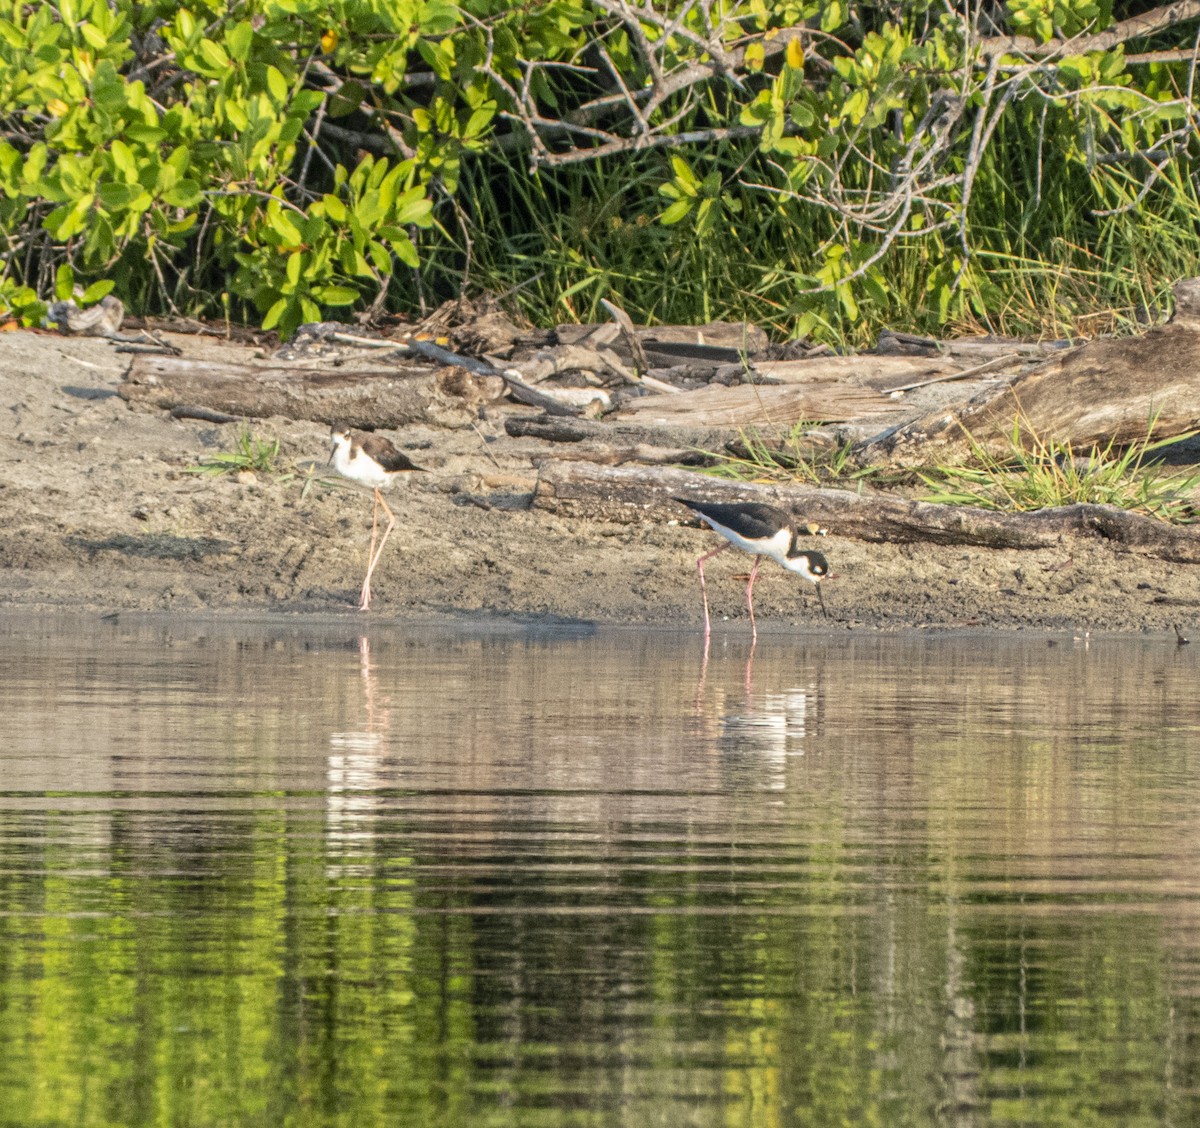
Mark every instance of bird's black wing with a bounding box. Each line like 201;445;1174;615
359;432;427;472
673;498;791;540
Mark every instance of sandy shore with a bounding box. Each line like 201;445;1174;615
2;328;1196;635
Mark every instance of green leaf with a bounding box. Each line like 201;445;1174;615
54;194;94;239
317;285;359;305
82;279;115;303
659;198;692;225
320;193;347;221
80;23;107;49
55;263;75;301
163;179;201;207
669;155;700;194
226;21;253;62
198;38;230;72
390;233;418;268
110;140;137;180
266;65;288;102
268;206;303;245
97;182;141;209
224;100;248;130
393;187;432;226
261;296;288;330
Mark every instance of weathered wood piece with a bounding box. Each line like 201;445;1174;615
532;461;1200;562
879;353;1022;395
616;381;901;428
504;345;614;385
120;355;506;429
872;277;1200;462
506;413;737;455
169;404;243;424
554;319;771;354
876;330;1068;361
643;341;745;364
748;355;966;386
538;444;706;466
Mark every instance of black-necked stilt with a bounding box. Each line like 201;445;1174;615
674;498;829;639
329;424;426;611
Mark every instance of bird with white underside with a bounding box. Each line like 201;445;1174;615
674;498;829;640
328;424;426;611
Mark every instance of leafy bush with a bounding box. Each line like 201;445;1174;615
1;1;1198;339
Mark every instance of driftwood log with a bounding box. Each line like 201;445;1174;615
616;381;899;428
506;413;850;466
119;354;507;429
533;461;1200;562
871;277;1200;463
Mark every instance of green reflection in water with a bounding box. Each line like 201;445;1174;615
0;616;1197;1127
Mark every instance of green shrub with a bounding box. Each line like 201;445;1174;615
1;1;1199;340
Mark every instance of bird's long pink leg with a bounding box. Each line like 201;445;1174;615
696;541;731;640
360;492;396;611
745;554;763;642
359;490;381;610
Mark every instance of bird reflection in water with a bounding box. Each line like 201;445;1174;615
694;639;820;791
327;636;391;865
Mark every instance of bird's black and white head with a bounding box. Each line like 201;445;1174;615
329;423;353;462
782;549;829;585
784;549;829;616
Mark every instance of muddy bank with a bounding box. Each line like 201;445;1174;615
1;329;1197;634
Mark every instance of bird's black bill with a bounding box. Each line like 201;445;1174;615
816;582;827;618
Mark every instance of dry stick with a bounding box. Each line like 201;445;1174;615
599;298;651;373
595;347;682;395
470;421;504;470
170;404;245;424
597;299;682;394
329;331;399;349
880;352;1022;395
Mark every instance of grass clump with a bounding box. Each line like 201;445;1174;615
186;430;284;476
918;419;1200;523
186;429;341;500
698;423;877;489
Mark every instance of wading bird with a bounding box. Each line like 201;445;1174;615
329;424;426;611
674;498;828;640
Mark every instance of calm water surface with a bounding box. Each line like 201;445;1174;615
2;614;1200;1127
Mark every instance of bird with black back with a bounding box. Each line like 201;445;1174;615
329;424;426;611
675;498;829;641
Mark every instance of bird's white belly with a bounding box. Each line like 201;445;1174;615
334;447;394;488
700;519;791;565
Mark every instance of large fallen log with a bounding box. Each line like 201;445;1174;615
532;461;1200;562
870;277;1200;463
119;354;507;428
507;412;846;464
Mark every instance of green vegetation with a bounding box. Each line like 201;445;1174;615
183;428;333;497
700;423;874;489
1;2;1199;341
919;419;1200;522
185;428;285;476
